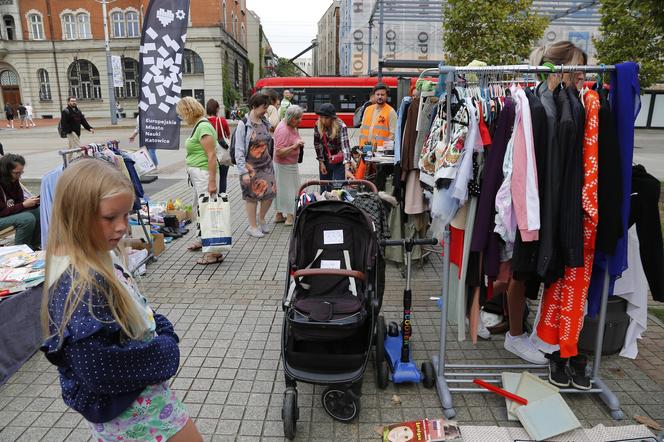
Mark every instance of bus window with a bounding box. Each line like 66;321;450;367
339;92;366;111
313;93;331;113
291;92;309;112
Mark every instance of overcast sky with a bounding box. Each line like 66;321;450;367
246;0;334;59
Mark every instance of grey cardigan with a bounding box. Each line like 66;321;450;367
234;116;271;176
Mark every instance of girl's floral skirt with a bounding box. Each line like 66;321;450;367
87;382;189;442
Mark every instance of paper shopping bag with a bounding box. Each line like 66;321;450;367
198;193;232;253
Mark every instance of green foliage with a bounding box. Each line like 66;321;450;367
442;0;549;65
594;0;664;88
275;57;302;77
222;63;240;111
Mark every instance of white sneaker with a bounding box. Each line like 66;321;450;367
259;223;271;234
504;332;547;364
246;227;264;238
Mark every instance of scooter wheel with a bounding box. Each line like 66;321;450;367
282;388;298;439
421;361;436;389
388;321;399;337
322;387;360;422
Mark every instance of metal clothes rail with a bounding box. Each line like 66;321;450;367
58;142;156;277
431;63;625;421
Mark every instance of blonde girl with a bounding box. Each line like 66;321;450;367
41;159;202;442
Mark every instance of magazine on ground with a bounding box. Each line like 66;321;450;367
383;418;463;441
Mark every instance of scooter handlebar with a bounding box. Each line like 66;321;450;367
380;238;439;247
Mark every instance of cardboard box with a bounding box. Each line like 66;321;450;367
165;210;192;222
128;233;165;257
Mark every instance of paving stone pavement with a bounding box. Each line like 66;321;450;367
1;176;663;441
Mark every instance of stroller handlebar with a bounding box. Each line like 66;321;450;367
298;179;378;194
293;268;366;281
380;238;439;247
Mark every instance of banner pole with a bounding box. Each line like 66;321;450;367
101;0;118;125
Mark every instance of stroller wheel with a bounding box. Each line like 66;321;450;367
421;361;436;389
322;386;360;422
375;316;389;389
387;321;399;337
282;388;298;439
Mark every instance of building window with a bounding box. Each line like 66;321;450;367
183;49;204;75
62;13;76;39
111;11;124;38
126;11;139;37
38;69;52;101
68;59;102;100
3;15;15;40
240;24;245;45
28;13;44;40
77;13;91;39
0;70;18;85
222;1;226;30
114;57;138;99
231;13;236;37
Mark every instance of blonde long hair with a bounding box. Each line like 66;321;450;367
316;117;341;141
41;159;145;342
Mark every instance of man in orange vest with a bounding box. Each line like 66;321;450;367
358;83;398;149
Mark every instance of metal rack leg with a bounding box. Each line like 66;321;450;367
432;226;455;418
592;269;625;420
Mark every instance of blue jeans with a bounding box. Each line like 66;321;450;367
218;164;229;194
147;148;159;167
319;161;345;192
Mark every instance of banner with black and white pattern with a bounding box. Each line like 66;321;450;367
139;0;190;150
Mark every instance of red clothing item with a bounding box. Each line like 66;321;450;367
207;116;230;140
0;180;26;217
536;90;600;358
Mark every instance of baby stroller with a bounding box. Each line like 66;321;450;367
281;179;381;440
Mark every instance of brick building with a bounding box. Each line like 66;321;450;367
0;0;249;119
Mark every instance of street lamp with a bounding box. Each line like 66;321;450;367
96;0;118;125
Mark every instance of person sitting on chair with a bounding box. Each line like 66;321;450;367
0;154;40;249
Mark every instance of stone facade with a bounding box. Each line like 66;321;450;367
0;0;249;119
313;0;339;76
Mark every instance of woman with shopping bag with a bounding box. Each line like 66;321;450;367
176;97;224;265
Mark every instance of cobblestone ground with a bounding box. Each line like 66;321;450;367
1;177;663;441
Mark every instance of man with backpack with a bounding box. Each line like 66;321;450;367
60;96;94;148
17;103;27;128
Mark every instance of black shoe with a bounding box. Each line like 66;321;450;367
547;351;570;387
161;227;182;239
569;354;592;390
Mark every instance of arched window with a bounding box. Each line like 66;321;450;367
68;59;102;100
28;13;45;40
0;70;18;86
38;69;52;101
77;13;91;39
231;13;236;37
222;1;227;30
183;49;204;75
241;24;245;45
62;13;76;40
111;11;125;38
3;15;15;40
126;11;139;37
115;57;138;98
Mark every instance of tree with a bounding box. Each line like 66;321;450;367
442;0;549;65
222;64;240;112
275;57;302;77
594;0;664;88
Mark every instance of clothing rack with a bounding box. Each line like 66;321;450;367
431;63;625;421
57;142;155;277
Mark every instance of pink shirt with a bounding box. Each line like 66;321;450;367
273;120;301;165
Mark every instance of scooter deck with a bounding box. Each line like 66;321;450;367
384;330;422;384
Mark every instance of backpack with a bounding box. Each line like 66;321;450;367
58;109;68;138
57;121;66;138
229;117;248;165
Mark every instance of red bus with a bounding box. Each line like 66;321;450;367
254;77;419;128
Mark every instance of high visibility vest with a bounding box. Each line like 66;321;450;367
358;104;393;148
